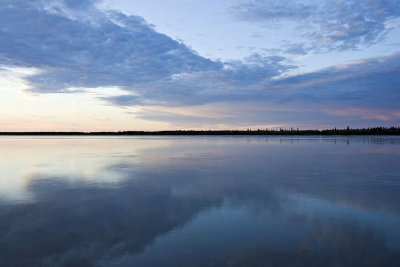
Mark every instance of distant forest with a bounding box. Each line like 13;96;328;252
1;127;400;135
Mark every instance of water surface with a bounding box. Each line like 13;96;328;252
0;136;400;266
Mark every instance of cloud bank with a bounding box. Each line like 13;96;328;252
0;0;220;94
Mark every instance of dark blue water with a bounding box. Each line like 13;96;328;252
0;136;400;266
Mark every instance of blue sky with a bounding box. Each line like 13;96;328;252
1;0;399;130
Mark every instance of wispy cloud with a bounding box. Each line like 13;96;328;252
231;0;400;51
322;108;400;121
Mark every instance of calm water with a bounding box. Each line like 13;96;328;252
0;136;400;266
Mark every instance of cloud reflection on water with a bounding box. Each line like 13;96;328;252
0;136;399;266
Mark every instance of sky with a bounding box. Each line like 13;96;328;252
1;0;400;131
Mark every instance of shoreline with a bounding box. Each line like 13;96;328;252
1;127;400;136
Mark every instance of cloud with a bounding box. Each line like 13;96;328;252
283;43;313;55
92;52;295;107
63;0;100;9
0;0;293;105
267;52;400;109
145;52;400;110
322;108;400;121
0;0;221;94
231;0;400;51
131;52;400;128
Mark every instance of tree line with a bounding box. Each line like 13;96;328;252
1;127;400;135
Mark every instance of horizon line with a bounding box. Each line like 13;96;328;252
1;127;400;136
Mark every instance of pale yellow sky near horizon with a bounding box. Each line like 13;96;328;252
0;68;170;131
